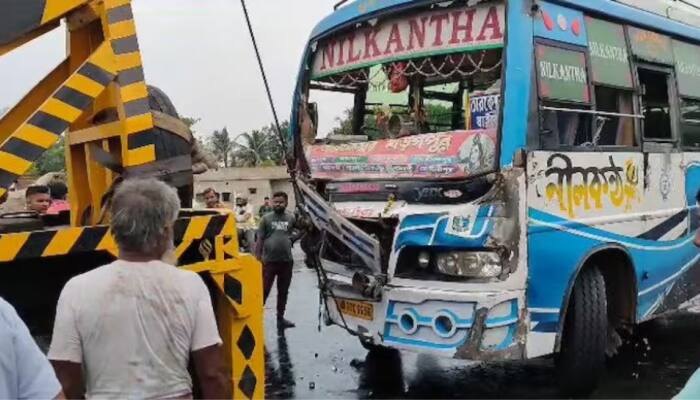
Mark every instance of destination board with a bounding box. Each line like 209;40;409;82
586;17;633;89
536;44;590;103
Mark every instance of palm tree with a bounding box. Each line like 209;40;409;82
234;129;271;167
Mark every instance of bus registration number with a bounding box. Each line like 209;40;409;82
338;299;374;321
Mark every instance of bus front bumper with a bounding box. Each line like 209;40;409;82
324;283;529;361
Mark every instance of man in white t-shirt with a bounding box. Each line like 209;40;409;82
48;178;230;399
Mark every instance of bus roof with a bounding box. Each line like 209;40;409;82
309;0;700;44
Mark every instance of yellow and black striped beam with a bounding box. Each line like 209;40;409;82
0;42;117;199
102;0;156;168
0;0;87;48
0;214;233;263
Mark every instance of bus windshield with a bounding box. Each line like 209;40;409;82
298;1;505;181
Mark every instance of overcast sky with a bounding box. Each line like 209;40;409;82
0;0;346;138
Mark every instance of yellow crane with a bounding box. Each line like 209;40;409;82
0;1;264;398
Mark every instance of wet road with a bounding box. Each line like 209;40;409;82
264;258;700;399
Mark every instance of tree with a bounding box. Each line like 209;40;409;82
233;129;270;167
208;127;234;167
263;121;288;165
329;109;354;136
181;116;201;134
31;138;65;175
233;122;288;167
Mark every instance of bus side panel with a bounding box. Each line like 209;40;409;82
526;151;700;355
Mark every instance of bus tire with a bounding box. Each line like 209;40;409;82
556;265;607;397
359;337;388;352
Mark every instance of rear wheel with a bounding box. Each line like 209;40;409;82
556;266;608;397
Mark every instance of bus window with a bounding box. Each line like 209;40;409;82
307;87;356;140
681;98;700;148
593;86;636;146
540;103;592;147
309;50;502;142
638;68;673;141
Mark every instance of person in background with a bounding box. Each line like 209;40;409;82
26;185;52;215
47;181;70;215
236;197;256;250
256;191;300;329
235;197;254;223
0;296;63;399
48;178;229;399
202;188;224;209
259;196;273;217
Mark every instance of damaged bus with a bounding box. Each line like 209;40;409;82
290;0;700;394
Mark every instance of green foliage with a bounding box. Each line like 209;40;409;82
208;127;234;167
424;102;457;131
205;121;288;168
30;138;65;175
181;116;201;133
232;122;287;167
330;109;354;136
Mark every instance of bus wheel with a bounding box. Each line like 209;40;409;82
556;265;607;397
359;337;388;352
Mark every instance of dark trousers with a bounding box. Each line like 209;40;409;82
263;261;293;317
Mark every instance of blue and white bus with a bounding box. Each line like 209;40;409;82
290;0;700;394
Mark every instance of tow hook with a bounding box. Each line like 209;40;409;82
352;272;386;300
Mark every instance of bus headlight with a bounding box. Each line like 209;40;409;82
434;251;502;278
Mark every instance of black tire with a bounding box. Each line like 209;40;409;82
359;336;388;352
556;266;608;397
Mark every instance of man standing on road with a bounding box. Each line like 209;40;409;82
48;178;230;399
256;191;299;329
0;296;63;399
236;196;256;251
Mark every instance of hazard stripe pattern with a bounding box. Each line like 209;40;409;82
0;214;231;262
0;43;117;198
104;0;155;167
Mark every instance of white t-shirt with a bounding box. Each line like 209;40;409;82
235;204;254;225
48;260;222;399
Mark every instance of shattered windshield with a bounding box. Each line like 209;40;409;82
299;1;504;181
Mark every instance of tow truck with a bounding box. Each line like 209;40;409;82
0;1;263;398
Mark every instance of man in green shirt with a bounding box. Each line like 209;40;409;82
256;191;299;329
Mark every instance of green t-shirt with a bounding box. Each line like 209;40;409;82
258;211;296;263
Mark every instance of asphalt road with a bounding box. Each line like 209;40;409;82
263;258;700;399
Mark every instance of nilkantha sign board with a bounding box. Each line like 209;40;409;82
586;17;633;89
673;40;700;99
628;26;674;65
536;44;590;104
311;3;505;79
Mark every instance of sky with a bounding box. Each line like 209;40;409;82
0;0;347;139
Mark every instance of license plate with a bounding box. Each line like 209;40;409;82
338;299;374;321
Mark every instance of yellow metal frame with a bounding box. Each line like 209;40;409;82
0;2;265;398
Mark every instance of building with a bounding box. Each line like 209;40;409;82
193;166;295;212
